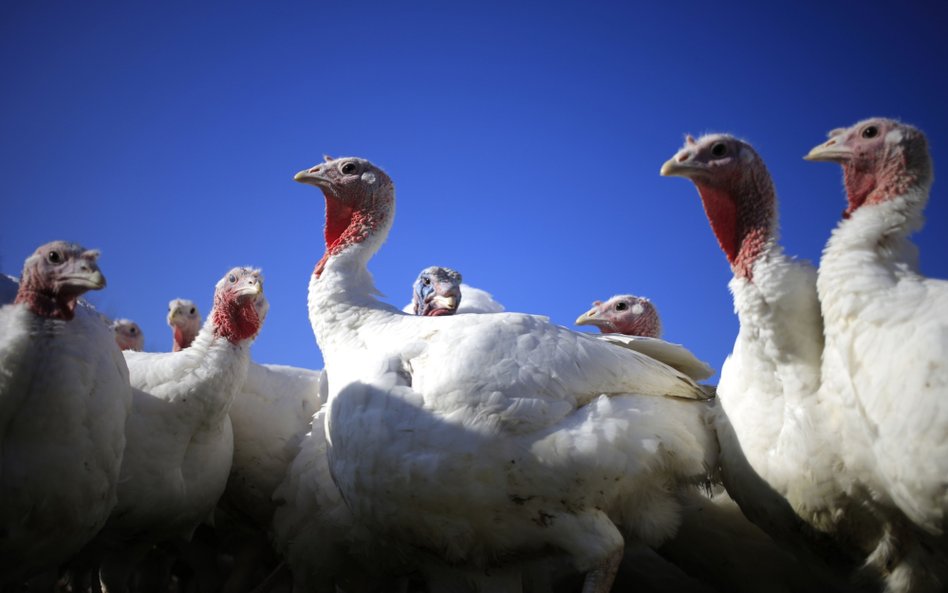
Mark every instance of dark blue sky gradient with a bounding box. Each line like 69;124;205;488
2;1;946;373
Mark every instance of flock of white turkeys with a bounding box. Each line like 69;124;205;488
1;117;945;593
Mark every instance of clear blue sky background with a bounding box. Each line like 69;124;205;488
2;1;946;375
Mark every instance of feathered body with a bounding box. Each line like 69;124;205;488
225;361;324;526
0;242;131;582
294;156;716;591
457;283;505;314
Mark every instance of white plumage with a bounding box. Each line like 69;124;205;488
457;283;505;314
225;361;325;526
0;242;132;583
91;267;267;591
808;119;948;552
291;156;717;592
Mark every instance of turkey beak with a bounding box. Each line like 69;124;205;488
575;306;604;328
660;151;703;179
234;275;264;299
428;294;458;312
804;137;853;163
59;253;106;292
294;167;332;188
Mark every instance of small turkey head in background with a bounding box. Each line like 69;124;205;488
14;240;106;320
804;117;932;218
661;134;777;281
168;298;202;351
210;267;268;344
411;266;463;317
575;294;662;338
293;156;395;277
113;318;145;351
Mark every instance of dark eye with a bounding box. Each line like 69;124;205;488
47;251;62;264
341;162;357;174
189;307;196;314
710;143;728;158
229;274;237;283
862;126;879;139
615;302;628;311
422;276;431;286
130;327;137;334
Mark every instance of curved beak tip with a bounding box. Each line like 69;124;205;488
660;158;686;177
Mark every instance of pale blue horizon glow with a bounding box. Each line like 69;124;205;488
2;2;946;376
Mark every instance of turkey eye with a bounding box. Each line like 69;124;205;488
130;328;137;334
710;143;728;158
341;162;357;174
862;126;879;139
422;277;431;286
190;307;196;314
615;302;628;311
229;274;237;283
47;251;62;264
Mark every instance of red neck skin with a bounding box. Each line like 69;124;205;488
212;296;261;344
314;190;392;278
14;287;81;321
695;167;775;282
841;148;924;218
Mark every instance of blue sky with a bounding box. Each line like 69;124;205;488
2;1;946;375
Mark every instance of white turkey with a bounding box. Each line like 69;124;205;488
290;155;719;593
0;241;132;584
806;119;948;558
575;294;713;382
90;266;267;593
167;298;202;351
661;133;945;591
112;318;144;352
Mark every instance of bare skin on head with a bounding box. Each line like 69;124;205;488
575;295;662;338
167;298;202;351
14;240;106;320
411;266;463;317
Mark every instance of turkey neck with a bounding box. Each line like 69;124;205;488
708;168;824;454
169;318;252;425
696;164;776;283
818;184;930;320
308;191;397;363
